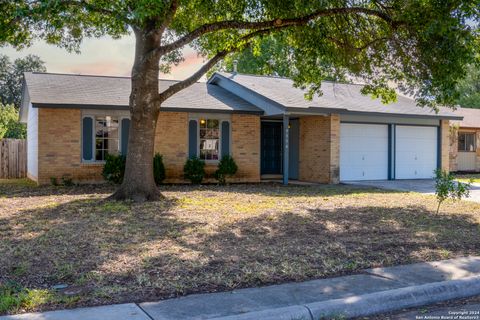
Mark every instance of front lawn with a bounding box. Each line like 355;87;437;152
1;180;479;315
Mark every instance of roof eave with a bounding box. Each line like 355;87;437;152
285;107;463;120
31;103;264;115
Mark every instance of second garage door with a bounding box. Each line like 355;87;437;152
340;123;389;181
395;126;438;179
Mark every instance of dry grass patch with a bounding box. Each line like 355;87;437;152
0;181;479;314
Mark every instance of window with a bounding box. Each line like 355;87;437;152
199;118;219;160
458;132;476;152
95;116;119;161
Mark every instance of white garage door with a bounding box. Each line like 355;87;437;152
340;123;389;181
395;126;437;179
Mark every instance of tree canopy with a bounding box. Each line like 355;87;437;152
0;54;46;108
0;103;26;139
455;64;480;108
2;1;479;107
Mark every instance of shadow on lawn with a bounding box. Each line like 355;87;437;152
1;188;479;313
0;179;404;199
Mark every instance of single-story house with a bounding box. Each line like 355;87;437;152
449;107;480;172
20;71;462;185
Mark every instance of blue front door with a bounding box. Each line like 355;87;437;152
261;122;282;174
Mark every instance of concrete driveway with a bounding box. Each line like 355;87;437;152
344;179;480;203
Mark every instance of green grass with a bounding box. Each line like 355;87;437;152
0;283;53;314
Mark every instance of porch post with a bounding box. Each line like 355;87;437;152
283;114;289;185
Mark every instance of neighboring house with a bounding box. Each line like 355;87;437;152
449;107;480;172
20;71;461;185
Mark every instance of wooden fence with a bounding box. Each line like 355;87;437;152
0;139;27;179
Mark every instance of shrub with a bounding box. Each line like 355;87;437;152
184;156;205;184
61;175;74;186
434;169;471;213
153;153;166;185
49;177;58;186
214;155;238;185
102;154;126;184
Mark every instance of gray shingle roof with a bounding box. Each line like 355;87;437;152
22;72;262;114
215;72;461;119
449;107;480;128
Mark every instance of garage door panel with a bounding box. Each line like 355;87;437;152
340;123;389;181
395;126;437;179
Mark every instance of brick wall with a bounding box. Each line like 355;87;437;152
37;108;103;184
230;114;261;182
154;112;188;183
449;124;458;172
441;120;450;172
298;114;340;183
35;109;261;185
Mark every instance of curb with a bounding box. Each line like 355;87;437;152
214;275;480;320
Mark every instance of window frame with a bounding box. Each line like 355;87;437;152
189;114;231;163
81;110;130;163
458;132;476;153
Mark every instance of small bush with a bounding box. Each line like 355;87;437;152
61;175;74;187
434;169;471;213
184;157;205;184
49;177;58;186
214;155;238;185
153;153;166;185
102;154;126;184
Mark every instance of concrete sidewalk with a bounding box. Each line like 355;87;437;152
2;256;480;320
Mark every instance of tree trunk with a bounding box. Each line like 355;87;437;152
110;28;163;202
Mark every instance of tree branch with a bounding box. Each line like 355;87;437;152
158;50;228;104
157;6;398;55
157;28;271;104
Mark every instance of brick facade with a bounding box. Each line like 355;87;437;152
230;114;261;182
154;112;189;183
298;114;340;183
37;108;103;184
35;108;261;185
440;120;450;172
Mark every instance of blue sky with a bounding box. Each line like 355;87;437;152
0;35;204;80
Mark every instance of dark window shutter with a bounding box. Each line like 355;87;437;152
221;121;230;157
121;118;130;155
188;120;198;158
82;117;93;161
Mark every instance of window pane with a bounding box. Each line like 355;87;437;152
211;149;219;160
207;119;219;129
466;134;475;151
200;129;206;138
459;134;466;151
200;149;207;160
95;150;103;161
204;139;217;150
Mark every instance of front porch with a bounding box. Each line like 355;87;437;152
260;114;340;185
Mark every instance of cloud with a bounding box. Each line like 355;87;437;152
0;35;205;80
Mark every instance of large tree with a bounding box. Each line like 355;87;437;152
1;1;479;201
0;54;46;108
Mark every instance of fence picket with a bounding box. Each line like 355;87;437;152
0;139;27;179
